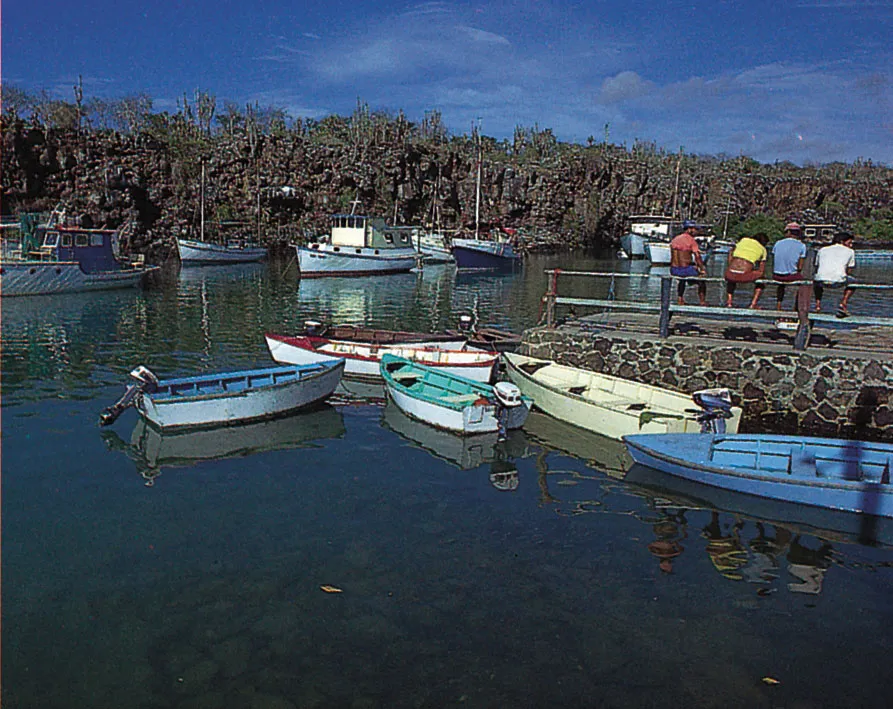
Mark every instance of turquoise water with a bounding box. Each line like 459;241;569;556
3;254;893;709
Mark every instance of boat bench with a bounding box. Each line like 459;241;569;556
443;394;483;405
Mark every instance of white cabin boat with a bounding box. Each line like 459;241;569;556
297;214;418;277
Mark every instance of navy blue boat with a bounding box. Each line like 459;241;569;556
451;237;521;271
623;433;893;518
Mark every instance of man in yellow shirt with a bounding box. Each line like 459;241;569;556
724;232;769;308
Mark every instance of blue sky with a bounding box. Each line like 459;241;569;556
3;0;891;164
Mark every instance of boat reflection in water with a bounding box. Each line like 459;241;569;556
625;462;893;551
102;404;345;485
381;399;529;479
522;412;633;480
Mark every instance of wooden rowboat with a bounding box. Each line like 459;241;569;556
502;352;742;440
623;433;893;518
265;333;499;383
100;359;344;431
380;354;531;436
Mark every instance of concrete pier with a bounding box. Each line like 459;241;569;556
519;311;893;441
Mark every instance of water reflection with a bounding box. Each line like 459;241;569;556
101;404;345;485
381;399;530;472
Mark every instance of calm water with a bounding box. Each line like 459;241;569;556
3;253;893;709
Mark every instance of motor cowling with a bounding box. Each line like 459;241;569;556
304;320;324;336
493;382;524;408
692;388;733;434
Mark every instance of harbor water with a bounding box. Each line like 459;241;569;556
3;253;893;708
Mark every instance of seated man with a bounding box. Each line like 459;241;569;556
772;222;807;310
669;220;707;306
725;232;769;308
814;231;856;316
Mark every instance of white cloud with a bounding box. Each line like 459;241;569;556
597;71;655;104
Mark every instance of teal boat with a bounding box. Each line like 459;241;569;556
380;354;531;436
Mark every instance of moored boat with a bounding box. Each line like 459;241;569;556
622;433;893;518
502;352;742;440
297;214;417;277
177;237;267;265
451;236;521;271
100;359;345;431
0;212;158;296
380;354;531;436
265;333;499;383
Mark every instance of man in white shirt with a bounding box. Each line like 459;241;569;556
814;231;856;316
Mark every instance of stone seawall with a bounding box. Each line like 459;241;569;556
521;324;893;441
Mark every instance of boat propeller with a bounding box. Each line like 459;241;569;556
692;388;734;434
99;366;159;427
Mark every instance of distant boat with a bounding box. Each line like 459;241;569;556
177;162;267;265
620;215;685;260
416;229;455;264
265;332;500;383
0;211;158;296
623;433;893;518
100;360;345;431
380;354;531;436
297;214;417;277
451;236;522;271
644;240;671;265
502;352;742;440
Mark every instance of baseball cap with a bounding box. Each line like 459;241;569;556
785;222;801;232
682;219;697;228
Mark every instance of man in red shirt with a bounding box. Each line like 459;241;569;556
669;220;707;305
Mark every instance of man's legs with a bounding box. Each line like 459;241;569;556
725;280;736;307
814;282;825;312
697;280;707;306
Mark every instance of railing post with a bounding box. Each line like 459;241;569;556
794;246;816;351
659;276;672;338
544;270;560;327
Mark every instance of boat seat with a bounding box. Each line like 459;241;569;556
567;385;588;395
444;394;483;404
391;373;419;383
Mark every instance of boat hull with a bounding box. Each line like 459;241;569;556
137;360;344;431
177;239;267;264
381;355;531;436
502;352;741;440
266;334;498;383
297;243;417;277
451;239;521;270
623;433;893;518
0;260;155;296
645;241;671;265
619;233;646;259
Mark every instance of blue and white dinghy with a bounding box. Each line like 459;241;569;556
380;354;531;437
623;433;893;517
100;360;344;431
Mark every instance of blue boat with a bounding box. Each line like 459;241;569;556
623;433;893;518
100;359;345;431
0;212;158;296
451;237;521;271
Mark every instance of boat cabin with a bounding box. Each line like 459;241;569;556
800;223;837;244
35;227;122;272
328;214;414;250
628;215;687;240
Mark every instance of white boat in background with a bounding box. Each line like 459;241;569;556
265;332;499;383
644;240;671;265
416;229;455;264
177;162;267;265
380;355;530;436
502;352;742;440
297;214;417;277
620;215;684;259
100;360;345;431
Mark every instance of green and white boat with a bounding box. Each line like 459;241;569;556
380;354;531;436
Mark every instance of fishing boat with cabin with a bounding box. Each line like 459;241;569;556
622;433;893;518
99;359;345;431
297;213;418;277
0;210;158;296
502;352;742;439
265;332;499;383
380;354;531;436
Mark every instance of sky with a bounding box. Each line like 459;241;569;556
2;0;891;165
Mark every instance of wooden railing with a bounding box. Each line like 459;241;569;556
541;270;893;351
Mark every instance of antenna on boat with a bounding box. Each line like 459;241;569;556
474;118;482;240
200;160;206;242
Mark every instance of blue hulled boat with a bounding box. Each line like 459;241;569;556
451;237;521;271
623;433;893;517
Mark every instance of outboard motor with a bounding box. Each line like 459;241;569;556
304;320;324;336
692;388;734;434
99;366;160;426
458;314;474;334
492;381;524;441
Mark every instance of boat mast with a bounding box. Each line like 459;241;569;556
671;150;682;220
722;195;731;239
200;161;206;242
474;121;483;240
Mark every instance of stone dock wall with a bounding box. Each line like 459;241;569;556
520;324;893;442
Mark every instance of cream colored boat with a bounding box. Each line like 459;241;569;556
502;353;742;440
